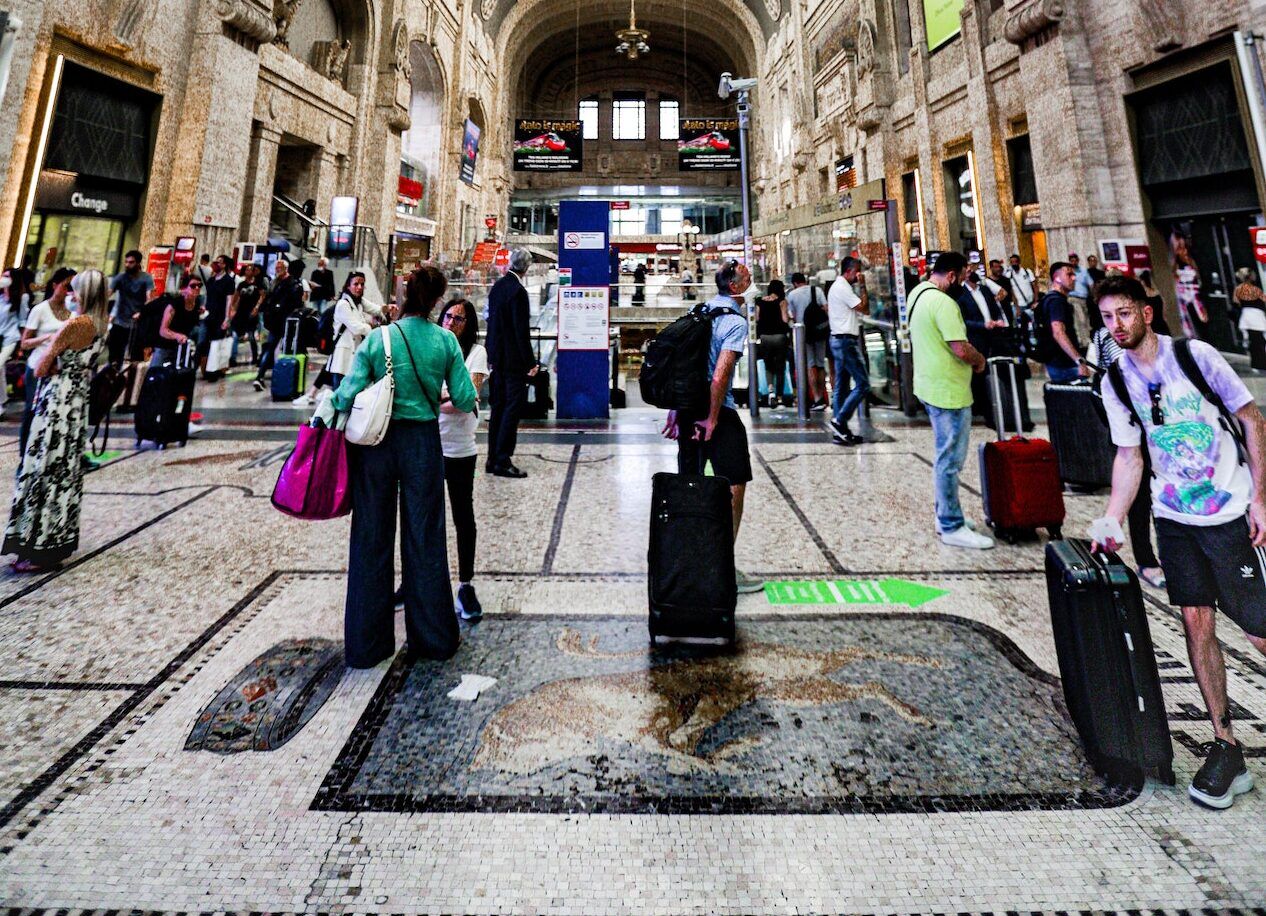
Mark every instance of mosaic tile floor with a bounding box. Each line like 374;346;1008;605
0;413;1265;913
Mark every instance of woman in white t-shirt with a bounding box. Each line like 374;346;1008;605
437;297;487;620
18;268;74;454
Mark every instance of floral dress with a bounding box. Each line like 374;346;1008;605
4;336;103;565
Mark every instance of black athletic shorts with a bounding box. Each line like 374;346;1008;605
675;406;753;485
1156;515;1266;638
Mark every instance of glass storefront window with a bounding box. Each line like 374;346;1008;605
25;213;124;284
943;155;978;254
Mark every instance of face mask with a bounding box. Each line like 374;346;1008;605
0;277;10;290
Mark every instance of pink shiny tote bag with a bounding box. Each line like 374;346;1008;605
271;423;352;520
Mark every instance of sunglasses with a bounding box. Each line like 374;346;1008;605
1148;382;1165;426
443;312;467;324
188;283;203;290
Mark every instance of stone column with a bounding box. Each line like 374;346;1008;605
241;122;282;241
958;2;1013;261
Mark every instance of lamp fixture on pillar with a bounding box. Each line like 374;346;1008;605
614;0;650;59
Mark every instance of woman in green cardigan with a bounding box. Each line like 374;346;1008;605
318;265;477;668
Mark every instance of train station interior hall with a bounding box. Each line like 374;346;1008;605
2;0;1266;912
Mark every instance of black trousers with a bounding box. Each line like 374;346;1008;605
106;324;133;367
444;454;477;582
1249;329;1266;371
345;419;459;668
487;369;526;468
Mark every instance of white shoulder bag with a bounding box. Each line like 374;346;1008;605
344;325;394;446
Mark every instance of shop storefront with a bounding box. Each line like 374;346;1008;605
1128;49;1265;352
20;60;157;285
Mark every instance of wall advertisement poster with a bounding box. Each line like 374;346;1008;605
678;118;740;171
460;119;480;186
923;0;962;51
513;119;583;171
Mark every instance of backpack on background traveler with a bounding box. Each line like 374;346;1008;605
316;306;340;355
1032;292;1062;365
802;286;830;343
137;293;179;350
639;302;739;414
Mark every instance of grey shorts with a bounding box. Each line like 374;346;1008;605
808;340;827;369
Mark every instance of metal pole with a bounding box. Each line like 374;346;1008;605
1236;32;1266;188
737;88;759;420
792;321;809;420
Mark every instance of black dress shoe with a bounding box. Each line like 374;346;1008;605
491;463;528;479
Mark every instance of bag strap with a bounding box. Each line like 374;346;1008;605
1106;360;1153;478
905;286;931;325
390;321;440;417
1173;337;1248;466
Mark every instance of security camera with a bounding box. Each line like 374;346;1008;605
718;72;758;99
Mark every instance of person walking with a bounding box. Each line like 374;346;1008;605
660;260;765;594
437;297;488;620
107;250;152;367
826;257;870;445
632;262;647;305
1093;274;1266;809
1234;267;1266;371
785;272;829;409
4;269;110;572
0;267;32;413
484;248;537;479
1035;261;1089;383
152;274;202;366
200;254;235;376
309;257;336;314
316;265;477;668
253;259;304;390
755;279;790;408
294;271;383;405
18;267;74;455
907;252;994;550
227;263;267;366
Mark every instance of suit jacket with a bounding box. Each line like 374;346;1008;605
485;272;535;374
956;283;1004;356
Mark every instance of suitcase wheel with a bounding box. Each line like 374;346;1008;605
995;527;1018;545
1048;525;1063;540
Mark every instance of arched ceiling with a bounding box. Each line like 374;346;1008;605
479;0;784;39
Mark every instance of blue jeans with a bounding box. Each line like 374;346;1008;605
1046;363;1081;383
924;403;973;535
829;334;870;428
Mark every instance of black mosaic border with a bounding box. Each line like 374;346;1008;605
310;611;1133;816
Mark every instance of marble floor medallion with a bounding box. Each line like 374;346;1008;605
313;614;1138;814
186;638;344;753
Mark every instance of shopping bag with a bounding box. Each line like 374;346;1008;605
271;422;352;520
206;337;233;374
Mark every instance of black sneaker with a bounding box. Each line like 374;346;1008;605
1189;738;1254;809
810;399;827;412
828;417;847;437
456;583;483;620
252;379;265;392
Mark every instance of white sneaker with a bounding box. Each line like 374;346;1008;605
187;422;203;436
292;394;315;407
940;525;995;550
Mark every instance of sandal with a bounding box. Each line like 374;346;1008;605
1138;566;1167;589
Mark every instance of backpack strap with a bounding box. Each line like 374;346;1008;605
1173;337;1248;466
905;286;930;324
1106;361;1153;479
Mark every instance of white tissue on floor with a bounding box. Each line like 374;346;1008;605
447;674;497;701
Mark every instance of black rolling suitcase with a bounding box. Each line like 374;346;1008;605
1044;380;1114;490
1045;539;1174;786
647;467;737;644
982;358;1032;434
522;326;553;420
135;342;196;448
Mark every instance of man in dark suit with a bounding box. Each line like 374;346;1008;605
957;268;1032;429
485;248;538;478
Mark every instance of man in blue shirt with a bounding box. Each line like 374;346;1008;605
1069;251;1094;345
661;261;762;593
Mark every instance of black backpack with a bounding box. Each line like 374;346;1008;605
802;287;830;343
1032;292;1063;364
640;303;739;414
137;294;179;349
316;305;339;355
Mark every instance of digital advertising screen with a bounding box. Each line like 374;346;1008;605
677;118;740;172
513;119;583;172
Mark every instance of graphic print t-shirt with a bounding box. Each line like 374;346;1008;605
1102;336;1255;526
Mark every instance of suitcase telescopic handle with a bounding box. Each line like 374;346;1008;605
987;356;1024;441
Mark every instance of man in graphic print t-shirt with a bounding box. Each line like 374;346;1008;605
1093;275;1266;811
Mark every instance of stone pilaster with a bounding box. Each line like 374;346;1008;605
241;123;282;240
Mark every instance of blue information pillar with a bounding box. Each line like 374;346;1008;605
555;200;611;419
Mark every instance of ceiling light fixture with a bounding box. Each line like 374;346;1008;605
614;0;650;59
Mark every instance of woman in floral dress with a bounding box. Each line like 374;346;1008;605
4;269;110;572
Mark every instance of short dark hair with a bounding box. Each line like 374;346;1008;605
715;260;741;293
200;253;211;263
48;267;77;290
1050;261;1072;280
931;251;966;275
125;249;143;262
1009;253;1021;260
790;271;807;285
288;259;306;278
839;256;861;274
1095;274;1147;306
403;264;448;317
988;259;1002;268
180;271;200;289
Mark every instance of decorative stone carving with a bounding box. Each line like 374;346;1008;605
480;0;497;21
856;20;876;75
214;0;278;44
273;0;304;49
1004;0;1065;46
325;38;351;83
393;20;411;80
113;0;145;45
387;106;412;133
764;0;781;21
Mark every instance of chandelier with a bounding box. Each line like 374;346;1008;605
614;0;650;59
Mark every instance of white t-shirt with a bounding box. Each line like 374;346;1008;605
827;276;862;336
438;343;488;459
24;301;67;370
1101;335;1255;526
1005;266;1036;308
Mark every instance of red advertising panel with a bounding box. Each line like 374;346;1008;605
493;248;511;270
1251;227;1266;265
472;241;499;265
147;246;173;296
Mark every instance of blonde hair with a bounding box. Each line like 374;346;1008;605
70;269;110;337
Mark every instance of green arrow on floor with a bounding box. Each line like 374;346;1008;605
763;578;948;608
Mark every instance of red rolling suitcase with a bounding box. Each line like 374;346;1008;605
978;357;1065;543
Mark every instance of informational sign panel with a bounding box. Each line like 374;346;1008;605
459;119;480;185
678;118;740;171
923;0;962;51
172;236;196;275
513;119;583;172
557;287;610;350
471;240;499;265
393;238;430;278
562;230;605;250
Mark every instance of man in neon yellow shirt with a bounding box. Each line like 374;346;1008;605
907;252;992;549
